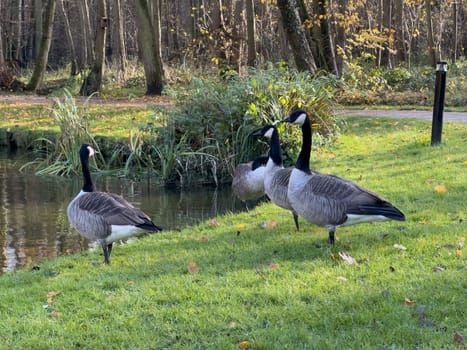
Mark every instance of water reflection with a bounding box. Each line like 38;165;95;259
0;148;255;273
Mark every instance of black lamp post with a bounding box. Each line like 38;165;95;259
431;61;447;145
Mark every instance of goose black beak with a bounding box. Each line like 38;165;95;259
252;129;263;137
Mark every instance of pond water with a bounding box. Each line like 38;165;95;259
0;148;254;273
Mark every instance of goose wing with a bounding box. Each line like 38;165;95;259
232;162;253;185
309;173;405;221
78;192;153;226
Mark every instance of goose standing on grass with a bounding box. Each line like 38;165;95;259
254;125;300;231
283;110;405;244
232;155;269;202
67;144;162;264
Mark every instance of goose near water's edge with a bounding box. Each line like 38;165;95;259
231;155;269;202
283;110;405;244
254;125;300;231
67;144;162;264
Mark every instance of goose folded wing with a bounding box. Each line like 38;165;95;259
317;174;405;221
78;192;151;226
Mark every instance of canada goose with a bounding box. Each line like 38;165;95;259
232;155;268;202
67;144;162;264
283;110;405;244
254;125;300;231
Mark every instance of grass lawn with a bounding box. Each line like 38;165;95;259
0;117;465;349
0;101;156;141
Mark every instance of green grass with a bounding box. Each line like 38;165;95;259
0;102;155;140
0;117;465;349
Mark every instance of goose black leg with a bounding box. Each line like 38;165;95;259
99;240;112;265
328;228;335;245
292;212;300;231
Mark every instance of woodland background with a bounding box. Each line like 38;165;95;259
0;0;465;96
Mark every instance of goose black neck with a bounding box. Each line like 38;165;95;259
296;116;312;174
269;127;283;166
81;152;94;192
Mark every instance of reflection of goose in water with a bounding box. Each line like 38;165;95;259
283;110;405;244
67;144;162;264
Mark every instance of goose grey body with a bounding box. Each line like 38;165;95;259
283;110;405;244
67;144;162;264
231;156;268;201
254;125;299;230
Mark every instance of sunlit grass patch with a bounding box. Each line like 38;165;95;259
0;117;465;349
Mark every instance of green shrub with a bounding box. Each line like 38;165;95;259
165;65;339;182
338;58;466;107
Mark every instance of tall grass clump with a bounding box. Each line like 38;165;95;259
20;90;104;175
165;64;338;181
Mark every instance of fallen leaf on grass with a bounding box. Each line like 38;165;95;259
259;220;278;229
269;262;279;269
454;332;465;345
235;223;247;229
338;252;356;264
200;235;209;242
434;184;447;193
459;237;465;248
405;297;416;306
187;262;200;274
238;341;250;348
47;291;60;304
393;244;407;251
418;220;428;225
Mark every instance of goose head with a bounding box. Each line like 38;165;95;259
253;124;276;139
80;144;96;159
282;109;309;126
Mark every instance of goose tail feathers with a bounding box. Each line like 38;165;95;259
136;221;163;231
349;202;406;221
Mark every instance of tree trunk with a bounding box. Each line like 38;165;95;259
33;0;42;60
245;0;257;66
15;0;23;62
229;0;247;72
25;0;56;92
380;0;392;67
394;0;406;63
276;0;317;72
112;0;127;81
135;0;165;95
80;0;107;96
78;0;95;66
0;0;4;65
425;0;437;66
58;0;78;75
333;0;347;75
310;0;338;74
452;0;458;62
